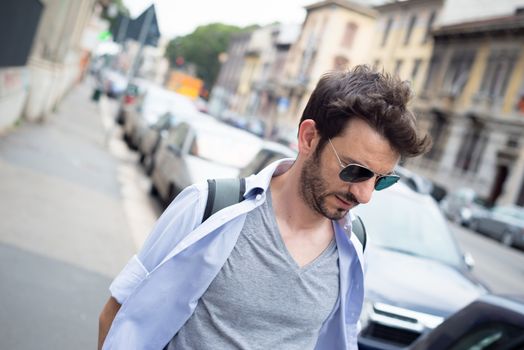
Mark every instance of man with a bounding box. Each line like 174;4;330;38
99;65;430;350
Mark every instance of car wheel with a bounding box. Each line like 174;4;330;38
469;219;479;232
167;184;178;207
123;133;131;146
116;109;125;125
501;231;514;247
150;183;158;197
144;155;155;175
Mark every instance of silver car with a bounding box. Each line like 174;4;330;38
123;85;198;150
239;140;297;178
138;109;204;175
151;116;263;204
440;188;487;226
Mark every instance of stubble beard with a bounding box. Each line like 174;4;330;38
299;154;358;221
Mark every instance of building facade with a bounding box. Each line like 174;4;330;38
370;0;444;93
408;10;524;206
208;31;253;118
279;0;377;127
0;0;101;132
24;0;98;122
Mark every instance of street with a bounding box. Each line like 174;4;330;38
1;81;524;349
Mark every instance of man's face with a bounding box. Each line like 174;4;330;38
299;118;400;220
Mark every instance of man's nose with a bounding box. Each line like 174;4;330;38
348;178;375;204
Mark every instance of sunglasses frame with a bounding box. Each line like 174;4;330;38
328;139;400;191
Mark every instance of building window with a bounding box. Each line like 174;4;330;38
423;11;436;44
411;59;422;81
334;56;349;71
382;17;393;47
454;118;487;173
394;59;403;76
424;111;448;162
424;54;441;92
442;50;476;97
479;49;518;99
404;15;417;45
341;22;358;48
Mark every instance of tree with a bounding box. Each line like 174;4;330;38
165;23;257;90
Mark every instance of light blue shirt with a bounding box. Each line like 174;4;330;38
104;159;365;350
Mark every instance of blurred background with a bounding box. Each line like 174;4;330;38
1;0;524;349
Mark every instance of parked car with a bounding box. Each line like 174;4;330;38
275;126;299;151
100;69;127;99
395;166;447;202
239;140;297;178
440;188;488;226
138;110;206;175
469;205;524;249
123;85;198;150
115;78;152;125
151;117;263;205
409;294;524;350
352;183;487;349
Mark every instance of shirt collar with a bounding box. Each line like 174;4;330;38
243;158;295;198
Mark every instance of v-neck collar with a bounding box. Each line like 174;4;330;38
265;188;337;272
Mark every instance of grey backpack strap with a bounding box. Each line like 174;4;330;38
351;215;367;252
203;178;246;222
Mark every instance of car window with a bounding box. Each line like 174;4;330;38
241;150;272;177
140;88;196;117
353;190;463;267
448;322;523;350
167;123;190;150
153;113;172;130
189;124;260;168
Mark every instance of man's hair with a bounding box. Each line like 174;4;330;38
299;65;431;158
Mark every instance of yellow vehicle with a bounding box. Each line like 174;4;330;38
166;71;203;100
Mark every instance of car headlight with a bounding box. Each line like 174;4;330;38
461;207;472;221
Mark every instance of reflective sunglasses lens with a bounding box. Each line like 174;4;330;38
339;164;374;183
375;175;400;191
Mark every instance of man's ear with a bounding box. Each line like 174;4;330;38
298;119;319;156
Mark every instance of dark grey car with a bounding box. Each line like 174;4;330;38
469;205;524;249
353;183;486;349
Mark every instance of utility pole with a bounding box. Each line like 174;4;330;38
115;6;154;122
126;5;154;83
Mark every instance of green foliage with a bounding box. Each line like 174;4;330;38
101;0;130;30
165;23;257;89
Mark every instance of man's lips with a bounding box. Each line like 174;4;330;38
335;195;353;209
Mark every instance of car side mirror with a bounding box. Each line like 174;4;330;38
463;252;475;270
168;143;181;156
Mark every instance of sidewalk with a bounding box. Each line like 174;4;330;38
0;80;157;349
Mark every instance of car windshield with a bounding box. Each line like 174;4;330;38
190;123;260;168
493;206;524;221
353;188;463;267
140;88;197;122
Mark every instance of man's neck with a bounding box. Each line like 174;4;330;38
269;165;331;234
269;164;335;267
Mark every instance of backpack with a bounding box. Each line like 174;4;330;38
204;178;367;251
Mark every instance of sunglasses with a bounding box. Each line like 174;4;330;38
328;139;400;191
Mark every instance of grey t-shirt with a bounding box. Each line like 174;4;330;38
168;191;340;350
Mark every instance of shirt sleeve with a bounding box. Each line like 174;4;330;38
109;183;207;304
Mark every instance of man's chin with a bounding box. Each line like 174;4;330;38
324;207;350;221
